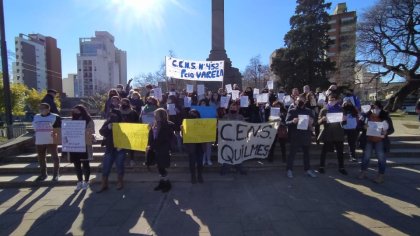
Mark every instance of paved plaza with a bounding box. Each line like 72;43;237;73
0;165;419;236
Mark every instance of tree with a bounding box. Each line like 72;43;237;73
357;0;420;111
243;55;270;89
271;0;335;91
0;79;27;117
81;93;107;116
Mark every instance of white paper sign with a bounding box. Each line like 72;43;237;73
326;113;343;123
154;88;163;101
186;84;194;94
167;104;176;115
361;105;371;113
231;90;240;100
184;96;192;108
269;107;280;120
218;120;280;164
169;91;176;96
367;121;384;137
34;121;54;145
225;84;233;94
141;113;155;125
278;93;285;102
240;96;249;108
318;93;326;105
62;120;86;153
197;84;205;96
257;93;269;104
166;56;224;81
253;88;260;95
284;95;293;106
297;115;309;130
267;80;274;90
343;116;357;130
220;96;230;109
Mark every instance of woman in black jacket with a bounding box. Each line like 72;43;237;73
147;108;175;192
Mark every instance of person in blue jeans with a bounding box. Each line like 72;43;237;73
97;109;126;193
358;101;390;184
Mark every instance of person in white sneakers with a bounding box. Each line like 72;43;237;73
285;94;317;178
69;105;95;191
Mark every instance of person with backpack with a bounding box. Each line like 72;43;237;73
358;101;394;183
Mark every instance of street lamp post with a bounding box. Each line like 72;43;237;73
0;0;13;139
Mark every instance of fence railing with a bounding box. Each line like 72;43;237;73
0;124;29;139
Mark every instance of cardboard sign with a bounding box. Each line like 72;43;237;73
182;118;217;143
113;123;149;151
61;120;86;153
166;56;224;81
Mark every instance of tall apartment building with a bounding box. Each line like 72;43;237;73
77;31;127;96
12;34;62;93
62;73;82;97
327;3;357;86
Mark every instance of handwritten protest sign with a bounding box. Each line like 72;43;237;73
256;93;269;104
197;84;205;96
326;113;343;123
278;93;285;102
167;104;176;115
253;88;260;95
218;120;280;165
154;88;163;101
184;96;192;108
186;84;193;93
220;96;230;108
367;121;384;138
267;80;274;90
240;96;249;107
33;121;54;145
61;120;86;152
225;84;233;94
318;93;326;105
166;56;224;81
297;115;309;130
113;123;149;151
190;106;217;118
284;95;293;106
231;90;240;100
269;107;280;120
361;105;371;113
182;118;217;143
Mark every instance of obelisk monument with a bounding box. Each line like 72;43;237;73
207;0;242;91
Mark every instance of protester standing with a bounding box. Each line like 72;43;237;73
342;97;360;162
97;109;126;192
285;95;317;178
70;105;94;191
318;93;348;175
121;98;139;167
147;108;175;192
41;89;60;115
267;101;288;163
32;103;62;181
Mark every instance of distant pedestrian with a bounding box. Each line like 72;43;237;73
70;105;94;191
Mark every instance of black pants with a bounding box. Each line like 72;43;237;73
188;144;203;175
287;141;310;171
320;141;344;169
344;129;358;159
268;137;287;162
158;167;168;177
73;160;90;182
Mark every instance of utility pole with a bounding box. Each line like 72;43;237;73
0;0;13;139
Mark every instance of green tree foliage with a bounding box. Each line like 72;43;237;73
0;78;27;117
271;0;335;91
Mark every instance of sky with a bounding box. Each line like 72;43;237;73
4;0;377;82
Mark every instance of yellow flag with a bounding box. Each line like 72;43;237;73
112;123;149;151
182;118;217;143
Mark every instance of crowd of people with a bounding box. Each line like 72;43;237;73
32;81;396;194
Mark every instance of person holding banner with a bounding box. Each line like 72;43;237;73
121;98;140;167
167;95;183;152
147;108;175;192
70;105;94;191
318;93;348;175
33;103;62;182
97;109;126;192
183;109;205;183
198;99;213;165
358;101;393;184
285;95;317;178
221;102;247;175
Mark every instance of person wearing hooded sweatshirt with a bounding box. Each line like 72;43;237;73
147;108;175;193
97;109;126;193
33;103;62;181
318;93;348;175
358;101;393;184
